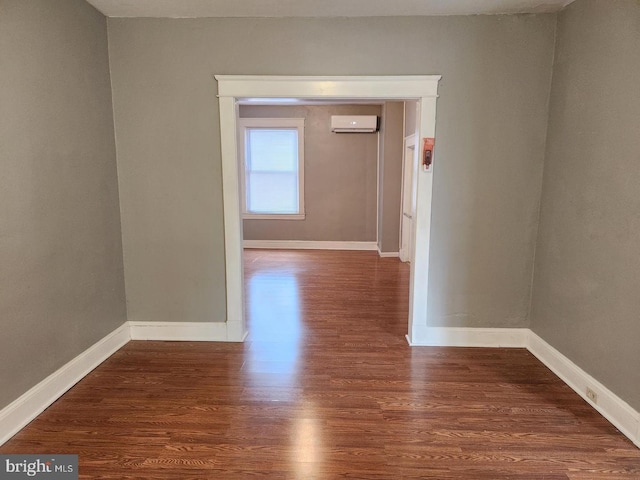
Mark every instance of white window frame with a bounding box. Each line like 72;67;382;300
238;117;305;220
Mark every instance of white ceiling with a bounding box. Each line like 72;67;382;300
86;0;575;18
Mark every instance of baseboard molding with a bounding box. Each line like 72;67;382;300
2;323;637;450
0;322;130;446
0;320;243;447
527;331;640;448
407;327;529;348
407;326;639;448
243;240;378;251
378;250;400;258
128;321;231;341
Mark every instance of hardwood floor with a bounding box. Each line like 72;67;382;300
2;250;639;478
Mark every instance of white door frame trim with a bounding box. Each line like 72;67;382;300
399;133;417;263
215;75;441;342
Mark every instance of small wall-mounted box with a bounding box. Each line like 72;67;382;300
330;115;378;133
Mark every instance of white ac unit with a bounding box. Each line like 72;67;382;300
330;115;378;133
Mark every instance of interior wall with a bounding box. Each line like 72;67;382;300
107;14;556;327
240;104;380;242
530;0;640;411
378;102;404;254
0;0;126;409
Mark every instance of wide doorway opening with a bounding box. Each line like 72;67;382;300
215;76;441;345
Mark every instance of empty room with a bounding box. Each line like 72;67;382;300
1;0;639;478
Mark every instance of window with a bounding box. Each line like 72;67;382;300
239;118;305;219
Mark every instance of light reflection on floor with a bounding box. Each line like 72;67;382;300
246;271;303;346
244;260;323;472
244;269;303;392
292;414;323;477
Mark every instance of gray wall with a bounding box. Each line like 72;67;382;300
378;102;404;254
0;0;126;409
107;14;556;327
240;104;380;242
531;0;640;410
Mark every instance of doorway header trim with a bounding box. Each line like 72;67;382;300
215;75;441;99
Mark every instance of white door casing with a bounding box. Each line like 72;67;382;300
399;133;417;263
215;75;441;343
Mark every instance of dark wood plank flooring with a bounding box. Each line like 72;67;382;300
2;250;639;478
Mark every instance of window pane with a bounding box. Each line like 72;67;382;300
247;172;298;213
245;126;300;215
247;129;298;172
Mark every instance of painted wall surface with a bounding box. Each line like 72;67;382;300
107;14;555;327
0;0;126;409
530;0;640;410
378;102;404;254
240;104;380;242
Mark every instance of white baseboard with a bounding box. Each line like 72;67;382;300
0;322;130;446
243;240;378;251
407;326;639;448
527;331;640;448
378;250;400;258
128;321;231;341
0;320;244;446
407;326;528;348
2;322;637;450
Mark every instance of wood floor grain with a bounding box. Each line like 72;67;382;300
2;250;639;478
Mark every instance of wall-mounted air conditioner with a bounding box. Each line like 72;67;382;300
330;115;378;133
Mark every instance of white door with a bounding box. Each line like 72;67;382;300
399;134;418;263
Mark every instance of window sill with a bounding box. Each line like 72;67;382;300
243;214;306;221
